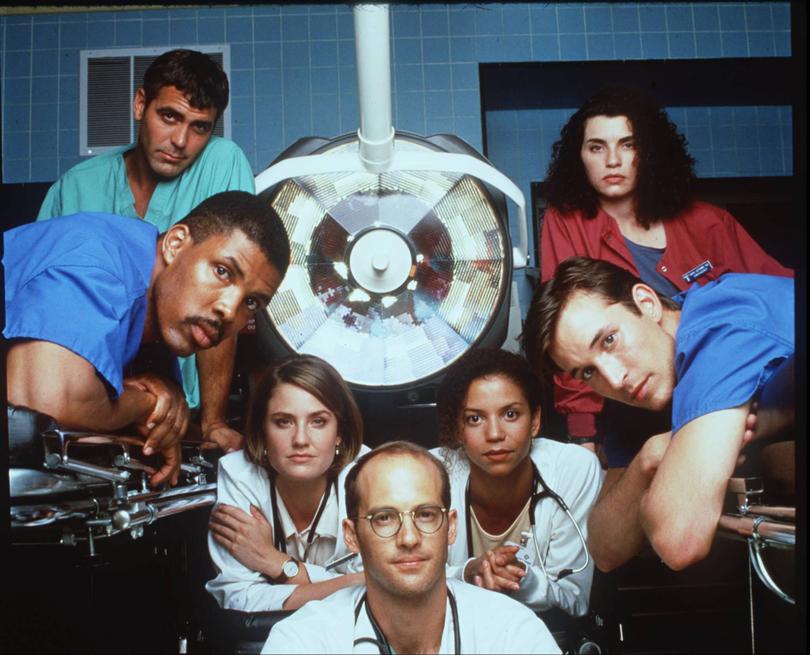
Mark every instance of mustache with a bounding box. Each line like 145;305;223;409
183;316;224;345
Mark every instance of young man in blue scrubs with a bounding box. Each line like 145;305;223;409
524;256;794;572
5;191;289;487
38;49;256;453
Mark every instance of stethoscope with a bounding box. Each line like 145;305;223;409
269;476;338;560
464;461;590;581
353;588;461;654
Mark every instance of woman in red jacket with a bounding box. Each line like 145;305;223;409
537;86;791;463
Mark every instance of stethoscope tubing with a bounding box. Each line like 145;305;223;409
353;588;461;654
269;475;338;558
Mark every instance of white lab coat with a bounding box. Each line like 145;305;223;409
432;438;604;616
206;447;368;612
261;578;561;654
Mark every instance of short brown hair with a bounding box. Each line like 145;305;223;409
142;48;229;119
344;441;451;520
521;256;679;380
244;355;363;475
178;191;290;281
436;348;542;450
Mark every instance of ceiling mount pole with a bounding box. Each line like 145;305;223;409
353;3;395;173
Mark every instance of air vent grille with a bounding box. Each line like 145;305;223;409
87;57;131;148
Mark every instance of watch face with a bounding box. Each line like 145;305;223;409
282;559;299;578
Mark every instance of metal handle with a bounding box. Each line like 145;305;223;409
745;505;795;521
150;492;217;521
748;533;795;605
50;458;131;483
718;513;795;547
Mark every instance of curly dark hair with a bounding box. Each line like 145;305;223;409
543;86;696;228
436;348;543;450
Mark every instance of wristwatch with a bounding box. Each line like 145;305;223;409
274;557;300;583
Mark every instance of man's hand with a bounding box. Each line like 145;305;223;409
150;442;182;487
124;373;190;454
638;431;672;480
464;545;526;593
743;401;758;447
202;420;244;453
209;503;284;578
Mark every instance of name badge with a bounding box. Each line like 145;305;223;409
682;260;713;283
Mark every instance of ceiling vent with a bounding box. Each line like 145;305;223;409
79;45;230;156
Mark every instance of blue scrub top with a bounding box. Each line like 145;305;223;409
3;212;157;396
671;273;794;434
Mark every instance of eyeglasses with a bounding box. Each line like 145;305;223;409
358;505;447;538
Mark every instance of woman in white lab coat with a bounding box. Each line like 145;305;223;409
207;354;367;612
433;348;603;616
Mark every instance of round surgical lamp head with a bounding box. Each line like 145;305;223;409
255;131;512;392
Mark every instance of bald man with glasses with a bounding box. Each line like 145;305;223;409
261;441;559;654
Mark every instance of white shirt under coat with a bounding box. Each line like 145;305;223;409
432;438;604;616
206;447;369;612
261;578;561;654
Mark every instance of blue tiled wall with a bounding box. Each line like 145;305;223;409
1;2;792;187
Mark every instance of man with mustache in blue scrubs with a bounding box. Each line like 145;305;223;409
5;192;288;486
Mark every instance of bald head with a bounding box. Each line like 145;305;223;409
344;441;450;520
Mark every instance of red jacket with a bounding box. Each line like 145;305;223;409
539;201;793;438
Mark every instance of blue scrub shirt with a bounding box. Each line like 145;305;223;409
4;212;157;396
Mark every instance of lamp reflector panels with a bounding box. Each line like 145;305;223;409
262;136;509;389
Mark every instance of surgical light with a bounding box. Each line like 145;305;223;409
254;4;526;391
